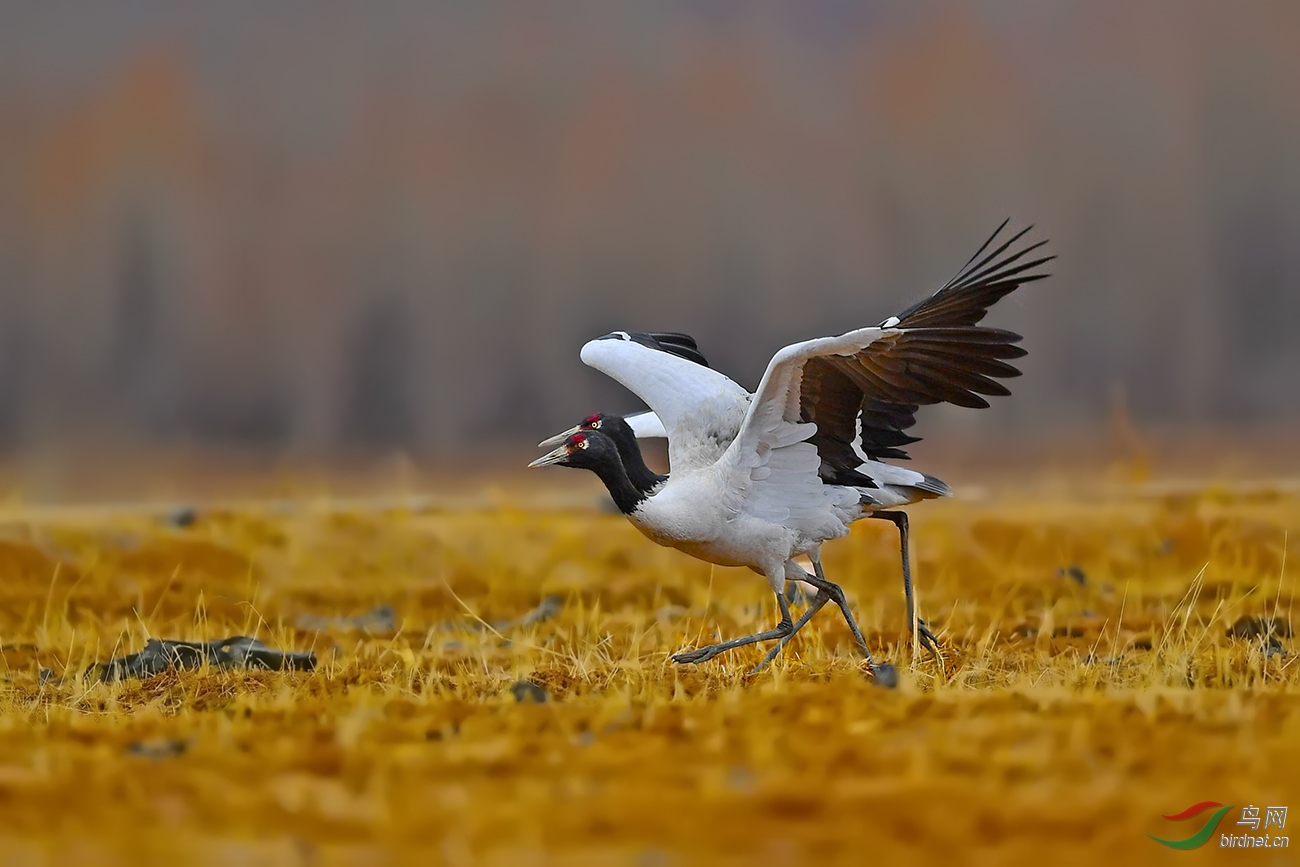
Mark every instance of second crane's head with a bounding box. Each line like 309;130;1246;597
527;430;622;473
536;412;634;450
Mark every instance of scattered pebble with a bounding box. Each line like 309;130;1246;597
295;605;397;634
1226;615;1292;640
89;636;317;683
638;849;671;867
1225;616;1290;658
164;507;199;529
510;680;549;703
726;766;755;793
1058;565;1087;585
1083;653;1124;666
435;596;563;633
871;663;899;689
127;738;190;759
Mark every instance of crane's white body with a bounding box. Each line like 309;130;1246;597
577;334;944;593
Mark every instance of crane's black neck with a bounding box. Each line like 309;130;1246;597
587;453;649;516
596;416;666;496
616;441;667;495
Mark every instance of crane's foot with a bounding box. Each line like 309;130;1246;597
672;645;726;665
672;617;794;666
914;618;942;658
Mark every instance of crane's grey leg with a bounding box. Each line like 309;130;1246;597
672;592;795;665
799;554;897;686
872;511;941;657
750;590;831;673
784;560;816;605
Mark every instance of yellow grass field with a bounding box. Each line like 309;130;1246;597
0;472;1297;866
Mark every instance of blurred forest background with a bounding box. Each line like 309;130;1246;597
0;2;1297;474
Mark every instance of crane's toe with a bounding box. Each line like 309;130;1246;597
672;646;719;665
915;619;943;657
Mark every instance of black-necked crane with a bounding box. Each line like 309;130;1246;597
530;222;1052;679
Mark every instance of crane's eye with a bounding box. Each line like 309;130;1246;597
591;419;602;429
568;433;588;449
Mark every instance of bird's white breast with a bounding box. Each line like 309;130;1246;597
625;468;806;570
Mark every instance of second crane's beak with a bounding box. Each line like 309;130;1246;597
527;443;571;468
537;426;581;450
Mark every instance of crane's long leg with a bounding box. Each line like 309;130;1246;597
871;510;941;657
750;590;831;673
800;555;876;664
752;571;897;687
748;587;899;686
671;592;795;665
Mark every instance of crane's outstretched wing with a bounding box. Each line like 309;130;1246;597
578;331;750;473
803;221;1052;478
720;223;1051;525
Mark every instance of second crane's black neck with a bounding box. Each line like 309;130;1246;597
615;440;666;496
587;451;650;516
598;417;667;496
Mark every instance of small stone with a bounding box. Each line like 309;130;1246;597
726;766;755;792
165;507;198;528
1058;565;1087;585
1226;615;1292;640
1009;623;1038;639
88;636;316;683
871;663;899;689
127;738;189;759
510;680;549;703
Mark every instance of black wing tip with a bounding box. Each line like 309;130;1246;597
890;221;1052;330
647;331;700;350
622;331;711;368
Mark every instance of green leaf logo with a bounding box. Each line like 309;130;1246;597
1148;802;1235;850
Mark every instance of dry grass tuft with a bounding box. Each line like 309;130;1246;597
0;482;1298;865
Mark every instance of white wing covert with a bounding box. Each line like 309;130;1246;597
717;329;895;535
624;410;667;439
580;334;750;473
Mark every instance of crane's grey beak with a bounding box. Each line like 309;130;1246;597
537;426;581;449
527;443;571;468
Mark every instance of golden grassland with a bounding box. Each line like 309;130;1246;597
0;471;1298;866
